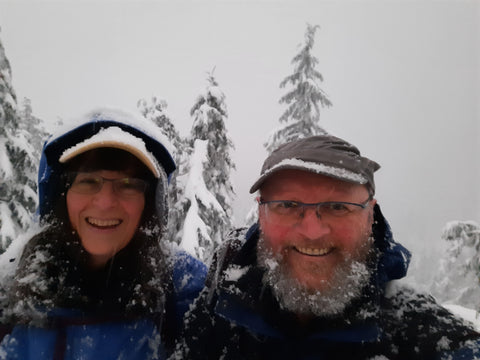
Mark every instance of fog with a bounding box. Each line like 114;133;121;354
0;0;478;286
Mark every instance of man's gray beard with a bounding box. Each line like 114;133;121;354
257;237;373;317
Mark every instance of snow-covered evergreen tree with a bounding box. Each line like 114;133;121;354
244;24;333;227
180;71;236;261
431;220;480;310
179;139;225;261
190;72;235;214
137;96;186;244
265;23;332;153
19;97;48;160
0;35;38;251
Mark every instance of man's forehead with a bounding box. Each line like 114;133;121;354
259;169;367;196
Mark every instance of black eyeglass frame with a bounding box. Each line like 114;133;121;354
258;196;372;215
67;172;149;196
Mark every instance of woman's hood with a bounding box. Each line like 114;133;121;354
37;108;176;229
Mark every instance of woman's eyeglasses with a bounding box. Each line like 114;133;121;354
68;172;148;198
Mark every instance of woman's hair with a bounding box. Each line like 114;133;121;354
65;147;153;178
53;148;159;233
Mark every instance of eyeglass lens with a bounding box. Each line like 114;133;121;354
263;200;366;225
70;173;147;196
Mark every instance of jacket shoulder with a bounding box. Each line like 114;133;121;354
381;283;480;357
171;251;207;300
204;226;252;286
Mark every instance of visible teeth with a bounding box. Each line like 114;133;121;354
87;218;121;227
295;247;331;256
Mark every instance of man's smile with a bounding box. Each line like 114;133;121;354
293;246;334;256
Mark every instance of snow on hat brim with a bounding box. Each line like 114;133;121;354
59;126;162;178
249;135;380;194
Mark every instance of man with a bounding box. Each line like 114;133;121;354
176;135;480;359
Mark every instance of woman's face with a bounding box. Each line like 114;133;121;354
66;170;146;268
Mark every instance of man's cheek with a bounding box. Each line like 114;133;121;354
262;226;292;248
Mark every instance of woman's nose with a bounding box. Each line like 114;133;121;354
92;182;118;207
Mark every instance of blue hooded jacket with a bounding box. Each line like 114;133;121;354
175;205;480;359
0;251;206;360
0;108;206;359
37;108;176;219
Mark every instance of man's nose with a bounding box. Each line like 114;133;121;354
296;206;330;238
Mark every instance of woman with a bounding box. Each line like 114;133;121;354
0;108;206;359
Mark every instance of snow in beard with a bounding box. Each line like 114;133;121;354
256;235;373;317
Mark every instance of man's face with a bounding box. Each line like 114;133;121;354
258;169;376;294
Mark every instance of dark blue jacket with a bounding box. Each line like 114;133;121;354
0;109;207;359
176;205;480;359
0;250;206;360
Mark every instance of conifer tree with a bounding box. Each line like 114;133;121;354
17;96;49;215
19;97;48;161
245;24;333;227
137;97;185;243
190;71;235;213
179;139;224;261
180;71;236;260
0;35;38;251
265;23;332;153
431;220;480;310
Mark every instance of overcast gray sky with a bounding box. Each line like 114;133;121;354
0;0;478;284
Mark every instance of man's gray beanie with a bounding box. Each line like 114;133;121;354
249;135;380;194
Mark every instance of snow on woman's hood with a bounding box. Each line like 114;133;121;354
49;108;175;156
59;126;163;178
37;107;176;218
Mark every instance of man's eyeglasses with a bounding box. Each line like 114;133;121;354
258;197;372;225
68;172;148;198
